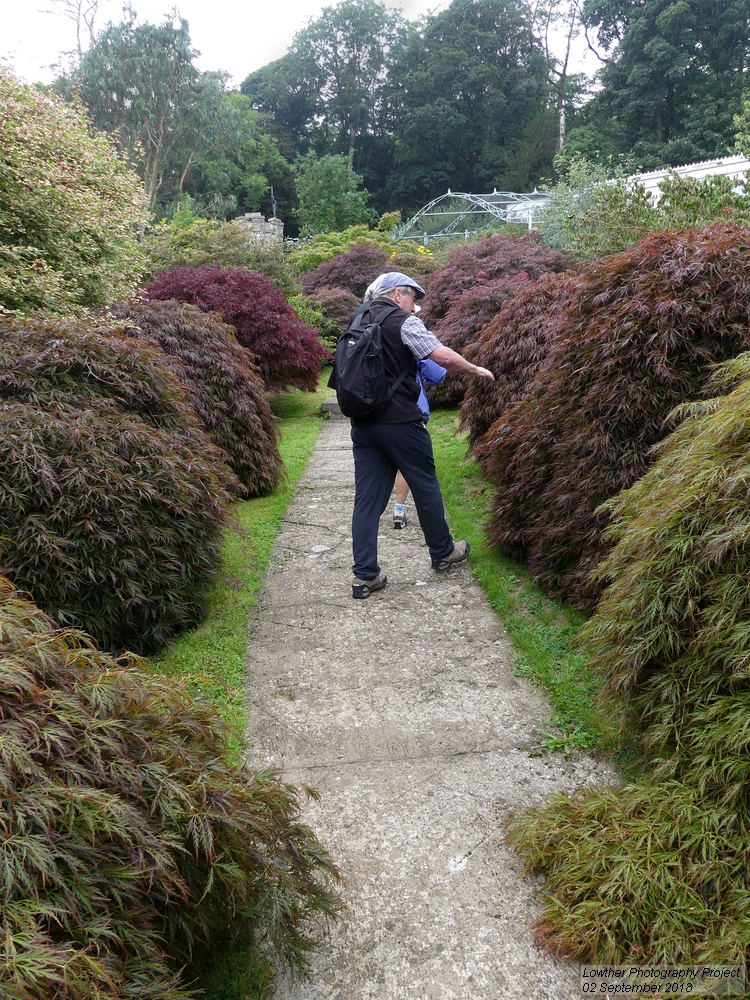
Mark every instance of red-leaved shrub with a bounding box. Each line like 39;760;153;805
309;285;361;340
109;299;283;498
428;273;533;405
0;313;234;654
460;272;583;458
145;266;328;393
300;242;389;299
483;223;750;611
419;233;573;327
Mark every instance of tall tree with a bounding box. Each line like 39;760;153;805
574;0;750;167
530;0;587;150
241;50;321;161
294;0;402;163
243;0;400;166
183;92;297;221
294;152;372;232
57;8;234;209
385;0;549;207
43;0;109;56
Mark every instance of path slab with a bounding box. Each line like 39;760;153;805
245;412;614;999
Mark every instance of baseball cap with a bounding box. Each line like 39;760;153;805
376;271;426;300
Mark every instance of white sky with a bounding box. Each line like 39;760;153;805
1;0;457;87
1;0;599;89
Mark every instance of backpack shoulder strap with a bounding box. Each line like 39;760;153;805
349;300;400;331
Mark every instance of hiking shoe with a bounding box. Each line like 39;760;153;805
393;511;409;529
431;540;470;572
352;573;388;599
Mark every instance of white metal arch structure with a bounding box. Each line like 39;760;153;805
394;189;551;243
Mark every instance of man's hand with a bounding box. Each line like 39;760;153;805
474;366;494;380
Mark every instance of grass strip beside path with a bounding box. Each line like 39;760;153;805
429;409;614;755
150;374;332;737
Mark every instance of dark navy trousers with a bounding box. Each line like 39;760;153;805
350;419;454;580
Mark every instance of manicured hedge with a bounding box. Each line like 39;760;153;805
0;574;340;999
109;299;283;498
483;223;750;611
0;314;234;653
145;266;329;393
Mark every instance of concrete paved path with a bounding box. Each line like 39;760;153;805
245;408;612;1000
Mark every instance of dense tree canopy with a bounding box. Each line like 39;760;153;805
39;0;750;230
570;0;750;168
56;10;289;217
244;0;554;215
385;0;549;205
243;0;400;161
295;153;373;232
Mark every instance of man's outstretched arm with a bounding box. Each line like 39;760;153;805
427;345;494;380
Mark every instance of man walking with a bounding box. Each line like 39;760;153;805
346;271;494;599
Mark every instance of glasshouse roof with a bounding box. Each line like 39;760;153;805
394;189;551;243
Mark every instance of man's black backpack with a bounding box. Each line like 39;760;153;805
327;302;410;420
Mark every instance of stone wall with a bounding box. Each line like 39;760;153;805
235;212;284;241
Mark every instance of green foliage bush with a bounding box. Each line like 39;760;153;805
0;574;341;999
506;779;750;965
108;299;283;498
541;154;750;259
0;68;147;314
0;314;234;653
288;226;393;274
586;354;750;783
142;218;300;297
386;247;442;284
506;355;750;966
484;222;750;611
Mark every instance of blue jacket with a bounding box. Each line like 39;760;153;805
416;358;447;422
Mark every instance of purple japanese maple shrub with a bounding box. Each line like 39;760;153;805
145;266;328;393
109;299;283;498
300;242;390;299
308;285;361;342
427;272;533;405
459;271;583;460
0;312;234;654
483;223;750;611
419;233;573;327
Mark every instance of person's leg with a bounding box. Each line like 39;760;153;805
376;422;454;564
393;470;409;527
351;425;398;581
395;471;410;504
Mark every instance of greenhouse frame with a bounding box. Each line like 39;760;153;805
393;189;551;244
